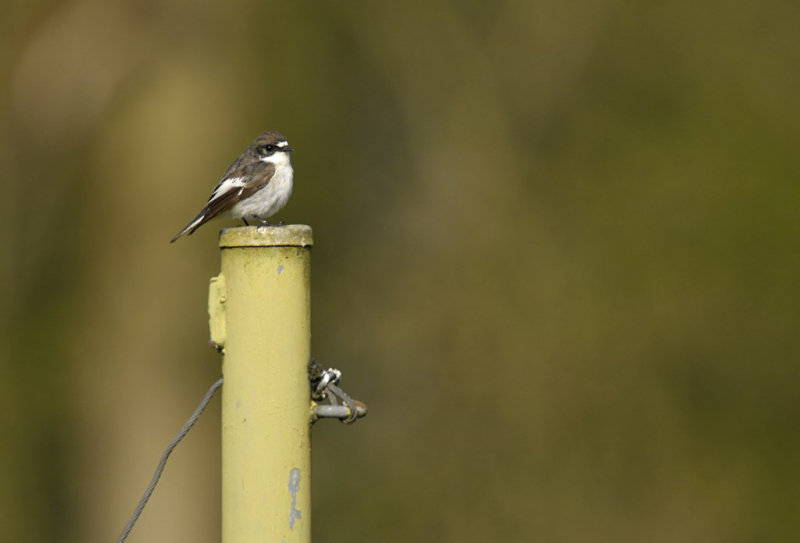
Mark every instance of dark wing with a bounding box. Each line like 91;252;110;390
170;161;275;242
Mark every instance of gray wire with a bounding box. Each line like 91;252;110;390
116;377;224;543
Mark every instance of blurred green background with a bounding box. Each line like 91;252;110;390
2;1;799;541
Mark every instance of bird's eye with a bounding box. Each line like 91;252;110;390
259;144;275;155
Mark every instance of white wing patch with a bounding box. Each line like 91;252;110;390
209;176;247;202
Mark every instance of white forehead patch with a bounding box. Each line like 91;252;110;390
277;140;289;148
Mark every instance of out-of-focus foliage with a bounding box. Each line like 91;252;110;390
1;1;798;541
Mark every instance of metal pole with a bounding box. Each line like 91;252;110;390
209;225;313;543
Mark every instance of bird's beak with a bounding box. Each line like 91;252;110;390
283;146;294;152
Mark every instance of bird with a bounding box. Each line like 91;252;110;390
170;131;294;242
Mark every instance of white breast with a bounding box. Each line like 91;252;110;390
230;158;294;220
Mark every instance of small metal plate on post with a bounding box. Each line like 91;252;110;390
219;225;313;248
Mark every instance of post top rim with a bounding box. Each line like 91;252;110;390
218;225;313;248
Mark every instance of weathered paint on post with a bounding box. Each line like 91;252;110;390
210;225;312;543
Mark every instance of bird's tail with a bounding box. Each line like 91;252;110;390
170;211;209;243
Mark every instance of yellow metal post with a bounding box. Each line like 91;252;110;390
209;225;313;543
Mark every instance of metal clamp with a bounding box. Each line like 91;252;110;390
308;360;367;424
